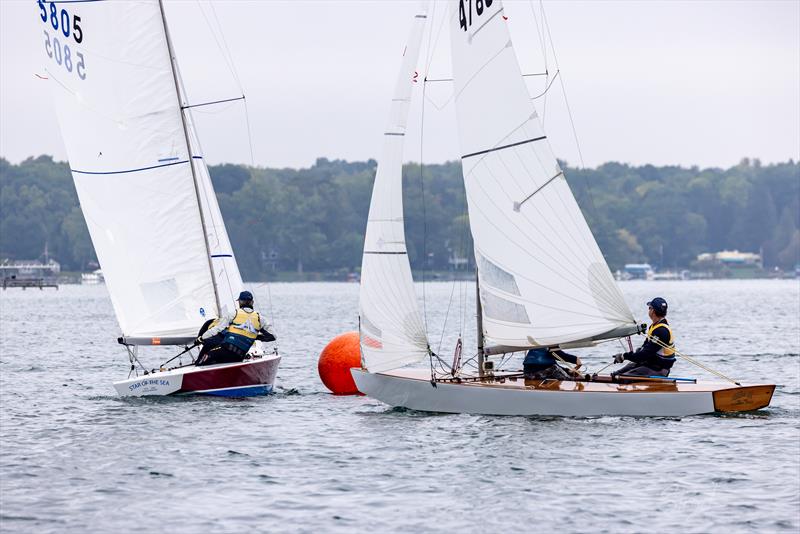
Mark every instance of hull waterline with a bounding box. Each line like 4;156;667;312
351;368;775;417
114;354;281;397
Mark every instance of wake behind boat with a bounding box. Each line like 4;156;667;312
41;0;280;396
352;0;775;416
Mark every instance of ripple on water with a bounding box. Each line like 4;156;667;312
0;281;798;533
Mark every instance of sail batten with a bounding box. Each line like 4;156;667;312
449;0;635;347
358;5;430;373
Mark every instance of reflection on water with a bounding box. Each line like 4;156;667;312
1;280;798;532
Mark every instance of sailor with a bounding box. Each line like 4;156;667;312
195;291;276;366
612;297;676;377
523;347;582;380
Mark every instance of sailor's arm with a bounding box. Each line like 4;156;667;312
256;313;276;342
623;327;669;363
199;311;235;341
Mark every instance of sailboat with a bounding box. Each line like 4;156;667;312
352;1;775;416
40;0;280;396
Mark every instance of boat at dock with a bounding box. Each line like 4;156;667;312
352;0;775;416
40;0;280;396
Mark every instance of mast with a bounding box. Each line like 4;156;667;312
476;268;485;377
157;0;222;316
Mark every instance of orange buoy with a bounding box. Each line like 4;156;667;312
318;331;362;395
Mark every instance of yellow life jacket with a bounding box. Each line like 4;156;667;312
226;308;261;340
648;321;675;357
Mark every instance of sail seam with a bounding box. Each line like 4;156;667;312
462;135;546;159
71;159;188;175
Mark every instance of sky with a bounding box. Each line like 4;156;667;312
1;0;798;170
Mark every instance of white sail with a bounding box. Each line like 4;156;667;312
184;111;244;317
449;0;635;348
359;6;429;373
41;0;238;338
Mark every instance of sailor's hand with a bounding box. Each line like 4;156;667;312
613;353;625;364
574;357;583;369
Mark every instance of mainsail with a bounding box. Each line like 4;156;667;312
41;0;242;339
449;0;636;349
359;6;430;373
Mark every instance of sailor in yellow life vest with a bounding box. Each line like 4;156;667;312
195;291;276;366
611;297;676;377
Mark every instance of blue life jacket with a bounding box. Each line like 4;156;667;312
523;348;556;373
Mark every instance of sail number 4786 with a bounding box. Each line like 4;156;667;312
37;1;86;80
459;0;494;32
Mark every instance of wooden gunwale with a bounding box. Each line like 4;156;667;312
377;368;774;396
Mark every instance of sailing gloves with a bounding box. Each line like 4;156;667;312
613;353;625;364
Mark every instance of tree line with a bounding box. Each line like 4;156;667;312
1;156;798;279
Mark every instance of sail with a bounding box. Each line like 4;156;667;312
184;108;244;318
449;0;636;348
41;0;230;338
359;5;429;373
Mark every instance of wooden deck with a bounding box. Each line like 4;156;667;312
380;368;775;412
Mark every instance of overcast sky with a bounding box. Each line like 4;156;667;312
1;0;798;170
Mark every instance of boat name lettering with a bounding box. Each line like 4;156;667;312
128;379;171;391
38;1;86;80
458;0;494;32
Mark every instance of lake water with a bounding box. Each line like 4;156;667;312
1;280;799;533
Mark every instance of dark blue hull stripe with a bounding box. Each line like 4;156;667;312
72;159;189;175
195;385;272;397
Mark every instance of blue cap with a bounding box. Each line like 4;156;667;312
237;290;253;301
647;297;668;316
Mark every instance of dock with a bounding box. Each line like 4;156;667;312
2;277;58;290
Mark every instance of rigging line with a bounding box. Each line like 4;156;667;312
200;0;244;91
418;17;435;338
540;2;585;170
437;273;459;354
423;0;446;74
530;69;560;100
647;335;740;386
528;0;548;75
426;72;547;83
181;95;245;110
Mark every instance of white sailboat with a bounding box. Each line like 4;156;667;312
352;0;774;416
40;0;279;396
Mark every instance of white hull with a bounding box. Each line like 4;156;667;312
351;368;774;417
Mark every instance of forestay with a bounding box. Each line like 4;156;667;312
449;0;636;348
41;0;241;338
359;5;430;373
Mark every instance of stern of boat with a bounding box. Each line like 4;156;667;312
114;353;281;397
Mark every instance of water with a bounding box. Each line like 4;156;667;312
1;280;798;533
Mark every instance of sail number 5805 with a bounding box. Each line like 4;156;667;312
37;1;86;80
459;0;494;32
38;0;83;43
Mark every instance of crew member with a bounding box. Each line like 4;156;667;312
612;297;675;377
195;291;276;366
523;347;582;380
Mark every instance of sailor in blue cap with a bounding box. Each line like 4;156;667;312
195;290;276;366
611;297;676;378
